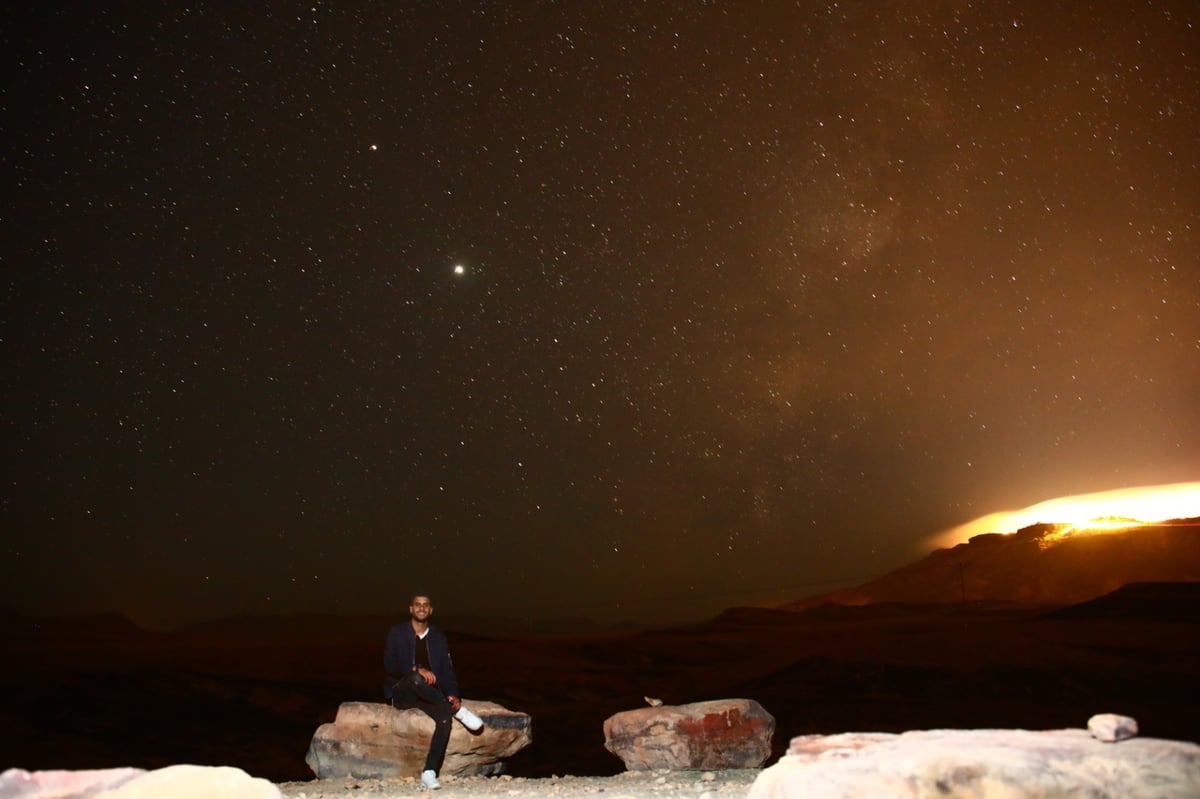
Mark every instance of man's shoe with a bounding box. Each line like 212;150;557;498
454;705;484;731
420;770;441;790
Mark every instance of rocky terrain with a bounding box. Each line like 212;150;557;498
277;769;760;799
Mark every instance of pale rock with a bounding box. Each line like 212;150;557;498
1087;712;1138;742
749;727;1200;799
95;765;279;799
0;767;144;798
603;698;774;771
0;766;278;799
305;700;531;779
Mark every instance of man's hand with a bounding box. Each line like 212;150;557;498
447;696;462;712
417;667;437;686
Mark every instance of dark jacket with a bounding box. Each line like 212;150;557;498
383;622;461;700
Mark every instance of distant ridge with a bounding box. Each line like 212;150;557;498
781;518;1200;610
2;608;650;644
172;612;397;642
174;611;646;639
1044;581;1200;623
0;609;150;640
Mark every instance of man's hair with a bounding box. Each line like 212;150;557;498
410;593;432;604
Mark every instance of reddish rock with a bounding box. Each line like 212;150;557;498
603;698;775;771
305;700;531;779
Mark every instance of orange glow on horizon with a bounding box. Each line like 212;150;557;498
928;482;1200;550
1060;516;1143;533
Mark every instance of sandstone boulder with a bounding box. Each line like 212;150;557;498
305;700;531;779
749;727;1200;799
603;698;774;771
0;765;279;799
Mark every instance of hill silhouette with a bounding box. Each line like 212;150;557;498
1044;581;1200;623
780;518;1200;610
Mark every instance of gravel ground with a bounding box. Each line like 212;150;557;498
276;769;763;799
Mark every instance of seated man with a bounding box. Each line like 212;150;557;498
384;593;484;790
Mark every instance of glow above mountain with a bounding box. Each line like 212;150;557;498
930;482;1200;549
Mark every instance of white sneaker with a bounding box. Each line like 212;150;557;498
420;770;441;790
454;705;484;731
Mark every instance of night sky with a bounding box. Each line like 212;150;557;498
4;2;1198;630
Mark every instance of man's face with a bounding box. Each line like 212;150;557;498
410;596;433;622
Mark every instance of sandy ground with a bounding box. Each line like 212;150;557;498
276;769;763;799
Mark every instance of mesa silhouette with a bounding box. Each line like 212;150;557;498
780;517;1200;610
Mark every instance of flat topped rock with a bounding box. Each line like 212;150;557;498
603;698;775;771
750;727;1200;799
305;700;531;779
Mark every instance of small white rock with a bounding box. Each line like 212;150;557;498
1087;713;1139;742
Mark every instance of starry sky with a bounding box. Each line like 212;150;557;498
4;2;1198;630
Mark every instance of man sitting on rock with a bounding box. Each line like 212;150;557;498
384;593;484;790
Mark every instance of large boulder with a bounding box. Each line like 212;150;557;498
603;698;774;771
305;701;531;779
0;765;280;799
749;727;1200;799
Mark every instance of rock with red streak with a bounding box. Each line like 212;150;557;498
603;698;775;771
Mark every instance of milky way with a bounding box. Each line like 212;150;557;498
3;2;1198;627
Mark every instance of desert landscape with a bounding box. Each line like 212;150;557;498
3;522;1198;789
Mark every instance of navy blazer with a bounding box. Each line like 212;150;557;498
383;622;461;699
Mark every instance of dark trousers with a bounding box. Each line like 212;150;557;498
390;672;455;774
